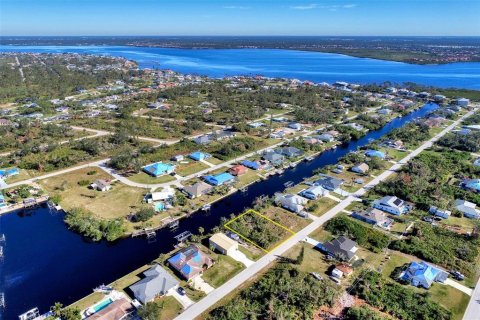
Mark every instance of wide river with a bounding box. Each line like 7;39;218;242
1;46;480;89
0;103;438;319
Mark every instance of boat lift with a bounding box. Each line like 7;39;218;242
0;234;4;243
0;292;4;308
174;231;192;244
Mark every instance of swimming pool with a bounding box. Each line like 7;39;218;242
92;298;113;313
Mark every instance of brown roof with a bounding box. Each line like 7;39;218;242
335;263;353;276
87;298;133;320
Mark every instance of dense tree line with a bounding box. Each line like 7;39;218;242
324;216;390;253
350;270;451;320
438;131;480;152
208;265;339;320
389;222;479;277
64;207;126;241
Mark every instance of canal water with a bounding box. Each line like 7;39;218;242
0;103;437;319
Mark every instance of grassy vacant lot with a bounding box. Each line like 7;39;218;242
175;161;209;176
429;284;470;320
202;255;244;287
40;168;145;220
238;245;264;261
226;210;295;252
235;170;260;188
261;205;310;232
307;197;339;217
150;296;184;320
126;172;176;184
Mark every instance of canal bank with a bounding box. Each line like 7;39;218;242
0;103;438;319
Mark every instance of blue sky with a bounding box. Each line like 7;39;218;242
1;0;479;36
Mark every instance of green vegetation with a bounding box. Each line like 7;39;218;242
64;207;126;241
208;265;338;320
46;302;81;320
438;131;480;152
344;306;389;320
324;216;390;253
350;270;451;320
383;122;431;147
226;211;291;250
389;222;479;278
132;207;156;222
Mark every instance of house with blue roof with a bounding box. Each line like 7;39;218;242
365;149;386;159
167;244;213;280
400;261;448;289
241;160;261;170
461;179;480;193
0;168;19;179
204;172;236;186
143;162;175;177
189;151;211;161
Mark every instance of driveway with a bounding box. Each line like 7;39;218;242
303;236;321;248
167;288;194;309
229;249;254;267
191;275;214;294
444;278;473;296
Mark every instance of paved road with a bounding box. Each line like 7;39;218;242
463;277;480;320
71;126;179;145
174;108;476;320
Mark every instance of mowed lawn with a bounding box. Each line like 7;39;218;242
40;168;145;219
126;172;176;184
202;255;245;287
176;161;209;176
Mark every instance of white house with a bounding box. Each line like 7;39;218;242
300;185;329;200
457;98;470;107
90;179;112;192
275;193;308;213
151;187;176;202
372;196;410;215
454;199;480;219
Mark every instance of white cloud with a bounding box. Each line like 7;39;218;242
290;4;318;10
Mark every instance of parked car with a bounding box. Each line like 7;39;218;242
177;287;186;295
451;270;465;281
297;211;308;218
226;231;240;241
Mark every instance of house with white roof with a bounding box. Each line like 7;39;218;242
372;196;411;215
454;199;480;219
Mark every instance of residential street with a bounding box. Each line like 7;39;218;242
174;108;476;320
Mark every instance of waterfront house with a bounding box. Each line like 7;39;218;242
365;149;386;159
182;181;212;199
316;133;335;142
300;185;329;200
229;164;248;176
150;187;176;202
314;175;344;191
189;151;210;161
143;162;175;177
241;160;262;170
378;108;392;115
277;146;303;158
209;233;238;256
275;193;308;213
171;155;184;162
429;206;451;219
167;244;213;280
372;196;411;215
351;208;393;229
351;163;369;175
90;179;112;192
204;172;236;186
304;137;322;145
86;298;133;320
454;199;480;219
323;236;358;262
129;264;179;304
399;261;448;289
345;123;364;131
262;151;285;166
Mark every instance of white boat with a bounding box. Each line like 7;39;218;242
284;181;294;188
18;307;40;320
93;284;113;293
201;204;211;211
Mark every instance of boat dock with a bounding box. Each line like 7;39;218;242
0;195;49;216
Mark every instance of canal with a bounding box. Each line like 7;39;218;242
0;103;437;319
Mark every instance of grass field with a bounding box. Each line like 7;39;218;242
126;172;176;184
175;161;209;176
39;168;145;220
234;170;261;188
307;197;339;217
261;206;310;232
202;255;245;287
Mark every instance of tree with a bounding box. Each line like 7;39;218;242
198;226;205;236
296;246;305;265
